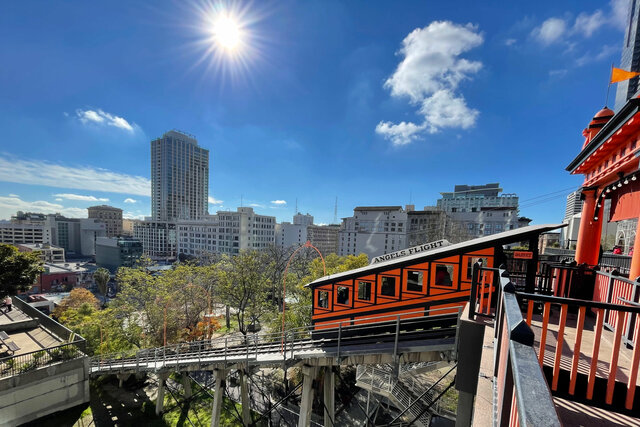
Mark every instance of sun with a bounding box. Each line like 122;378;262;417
213;14;242;51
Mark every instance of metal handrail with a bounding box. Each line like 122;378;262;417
91;306;462;373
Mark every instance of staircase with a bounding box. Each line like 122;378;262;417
355;364;435;427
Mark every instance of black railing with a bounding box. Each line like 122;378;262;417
0;340;85;379
487;266;561;426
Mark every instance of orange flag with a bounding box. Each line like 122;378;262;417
611;67;640;84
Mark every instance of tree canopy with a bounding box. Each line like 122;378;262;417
0;244;43;298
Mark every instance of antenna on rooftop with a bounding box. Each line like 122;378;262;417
333;197;338;224
295;198;298;214
240;194;243;207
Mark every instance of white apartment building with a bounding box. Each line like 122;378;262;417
437;183;518;213
275;213;314;250
339;206;408;259
177;207;275;257
17;243;65;263
133;220;177;260
0;221;52;245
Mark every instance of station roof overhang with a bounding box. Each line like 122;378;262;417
306;223;566;288
566;98;640;174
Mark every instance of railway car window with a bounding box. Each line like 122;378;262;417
318;291;329;308
466;257;488;280
407;271;423;292
381;276;396;297
435;264;453;286
358;281;372;300
337;286;350;305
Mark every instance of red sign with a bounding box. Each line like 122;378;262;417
513;251;533;260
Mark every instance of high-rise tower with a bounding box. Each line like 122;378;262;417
615;0;640;111
151;130;209;221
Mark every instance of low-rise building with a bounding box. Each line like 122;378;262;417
133;220;177;261
17;243;65;263
88;205;123;237
95;236;143;272
307;224;340;256
275;213;314;250
176;207;276;257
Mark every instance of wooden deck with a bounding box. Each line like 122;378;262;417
473;311;640;426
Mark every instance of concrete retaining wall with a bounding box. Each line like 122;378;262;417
0;357;90;426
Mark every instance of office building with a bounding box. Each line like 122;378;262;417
176;207;276;257
151;130;209;221
275;213;314;250
307;224;340;256
95;236;143;272
133;220;177;260
436;183;524;238
615;0;640;111
0;221;52;245
122;218;141;236
339;206;408;258
563;190;582;222
17;243;65;263
88;205;123;237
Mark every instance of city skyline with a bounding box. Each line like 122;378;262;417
0;1;631;224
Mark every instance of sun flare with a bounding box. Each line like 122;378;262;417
213;14;242;51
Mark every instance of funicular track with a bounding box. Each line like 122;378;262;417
90;307;461;375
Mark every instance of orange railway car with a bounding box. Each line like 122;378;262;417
306;224;563;336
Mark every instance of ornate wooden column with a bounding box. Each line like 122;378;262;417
575;188;602;266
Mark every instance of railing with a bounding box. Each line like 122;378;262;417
592;270;640;347
492;268;561;427
469;263;500;319
520;291;640;411
0;340;85;379
13;296;87;353
91;306;463;373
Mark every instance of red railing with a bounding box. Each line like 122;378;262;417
469;263;499;319
592;270;640;347
522;293;640;411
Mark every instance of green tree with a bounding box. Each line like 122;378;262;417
94;267;110;304
217;251;273;337
53;288;99;318
0;244;43;298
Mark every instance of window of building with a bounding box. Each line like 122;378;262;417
434;264;453;286
336;286;350;305
380;276;396;297
407;271;423;292
466;257;488;280
357;281;372;301
317;290;329;308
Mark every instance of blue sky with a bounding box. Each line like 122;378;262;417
0;0;631;224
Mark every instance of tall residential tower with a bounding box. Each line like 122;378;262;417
151;130;209;221
615;0;640;111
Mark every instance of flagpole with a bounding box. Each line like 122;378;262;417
606;63;613;107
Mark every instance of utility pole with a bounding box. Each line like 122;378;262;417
333;197;338;224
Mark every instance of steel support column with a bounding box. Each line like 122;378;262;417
323;367;335;427
299;365;317;427
211;368;227;427
156;372;169;415
239;365;252;426
182;373;192;399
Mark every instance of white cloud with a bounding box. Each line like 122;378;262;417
610;0;630;30
576;44;619;67
573;10;605;37
271;200;287;205
55;198;63;201
124;198;137;204
123;212;146;220
532;17;567;45
549;69;568;78
75;108;135;132
54;193;109;202
0;195;86;220
8;194;18;198
376;21;483;146
375;121;425;146
0;155;150;196
249;203;265;208
208;196;223;205
504;38;517;46
533;2;628;46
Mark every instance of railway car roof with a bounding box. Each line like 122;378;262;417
306;223;565;288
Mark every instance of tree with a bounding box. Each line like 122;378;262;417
217;251;273;337
94;267;110;303
53;288;99;318
0;244;43;298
